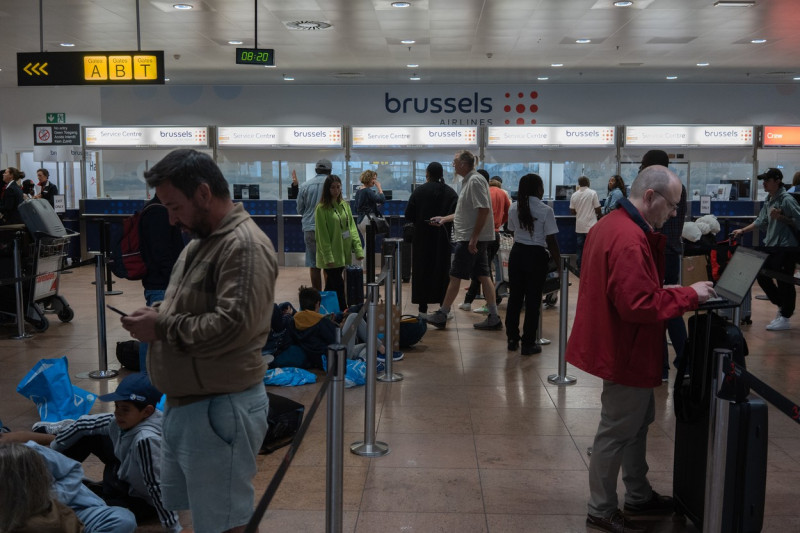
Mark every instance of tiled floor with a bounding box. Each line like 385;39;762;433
2;264;800;532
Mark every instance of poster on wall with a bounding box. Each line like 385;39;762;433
705;183;731;201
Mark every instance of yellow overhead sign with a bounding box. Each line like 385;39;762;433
18;51;165;86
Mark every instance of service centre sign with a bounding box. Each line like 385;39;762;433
625;126;753;147
351;126;478;147
217;127;342;147
84;126;209;148
487;126;615;147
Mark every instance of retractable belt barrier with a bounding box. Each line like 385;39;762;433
245;374;332;533
720;354;800;425
246;300;372;533
0;256;96;286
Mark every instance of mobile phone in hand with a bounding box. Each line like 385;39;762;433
106;305;128;317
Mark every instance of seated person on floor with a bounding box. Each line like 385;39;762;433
271;286;387;369
1;373;182;533
262;301;297;354
0;440;137;533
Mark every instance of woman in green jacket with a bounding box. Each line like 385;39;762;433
315;175;364;310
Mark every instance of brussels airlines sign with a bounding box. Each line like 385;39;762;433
383;89;542;126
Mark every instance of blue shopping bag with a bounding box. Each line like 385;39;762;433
16;356;97;422
319;291;341;315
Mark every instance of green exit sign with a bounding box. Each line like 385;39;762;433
47;113;66;124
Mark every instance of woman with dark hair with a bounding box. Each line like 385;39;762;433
22;179;36;199
404;162;459;316
315;175;364;311
505;173;561;355
1;168;25;225
603;174;627;215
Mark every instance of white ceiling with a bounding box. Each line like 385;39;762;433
1;0;799;88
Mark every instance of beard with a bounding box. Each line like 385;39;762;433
180;201;213;239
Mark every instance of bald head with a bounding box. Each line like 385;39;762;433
630;165;680;200
630;165;682;229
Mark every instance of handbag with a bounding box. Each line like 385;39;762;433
16;356;96;422
366;212;390;235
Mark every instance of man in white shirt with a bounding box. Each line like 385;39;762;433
569;176;601;273
427;150;501;331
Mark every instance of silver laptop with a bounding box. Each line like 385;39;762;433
698;247;768;310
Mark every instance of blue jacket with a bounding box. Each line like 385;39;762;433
25;441;137;533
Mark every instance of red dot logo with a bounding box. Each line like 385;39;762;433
503;88;541;124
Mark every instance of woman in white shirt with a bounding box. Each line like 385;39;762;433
505;173;561;355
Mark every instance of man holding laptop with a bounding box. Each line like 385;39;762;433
731;167;800;331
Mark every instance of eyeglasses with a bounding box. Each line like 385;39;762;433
652;189;678;212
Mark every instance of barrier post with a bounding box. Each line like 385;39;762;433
378;255;402;383
325;343;346;533
365;222;376;284
703;348;733;532
89;254;119;379
383;237;404;304
536;298;551;346
548;256;576;385
351;283;389;457
11;231;31;339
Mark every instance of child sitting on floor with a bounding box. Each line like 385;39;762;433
16;374;183;533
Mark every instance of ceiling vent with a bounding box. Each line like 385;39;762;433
284;20;332;31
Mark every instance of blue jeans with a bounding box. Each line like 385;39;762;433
575;233;586;272
138;289;166;374
161;384;268;533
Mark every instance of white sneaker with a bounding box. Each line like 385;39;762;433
766;316;791;331
447;310;455;320
32;419;75;435
458;302;473;311
472;305;489;314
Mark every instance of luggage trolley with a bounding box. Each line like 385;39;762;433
24;232;76;330
0;200;77;332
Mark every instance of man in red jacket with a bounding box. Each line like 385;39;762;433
566;165;715;533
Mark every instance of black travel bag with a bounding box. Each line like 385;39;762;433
260;392;304;455
18;199;67;238
673;311;752;529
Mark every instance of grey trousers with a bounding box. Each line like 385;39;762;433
588;380;656;517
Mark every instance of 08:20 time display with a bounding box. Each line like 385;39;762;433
240;51;270;62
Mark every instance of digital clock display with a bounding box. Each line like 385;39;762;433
235;48;275;66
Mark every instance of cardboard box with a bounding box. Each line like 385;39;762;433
682;255;709;286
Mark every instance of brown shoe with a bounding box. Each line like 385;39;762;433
623;490;675;516
586;510;645;533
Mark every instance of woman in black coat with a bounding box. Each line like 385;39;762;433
404;162;458;316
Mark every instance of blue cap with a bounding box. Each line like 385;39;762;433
99;373;162;405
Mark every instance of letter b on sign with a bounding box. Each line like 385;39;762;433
109;56;132;80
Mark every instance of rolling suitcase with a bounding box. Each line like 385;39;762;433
673;312;749;530
346;265;364;306
720;397;767;533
